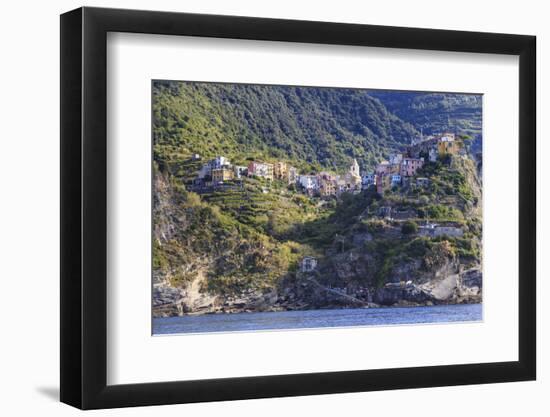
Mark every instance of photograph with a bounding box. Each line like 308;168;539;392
151;81;483;335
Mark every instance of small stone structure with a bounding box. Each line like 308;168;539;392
300;256;318;273
433;226;463;237
378;206;392;219
392;209;416;220
419;222;463;238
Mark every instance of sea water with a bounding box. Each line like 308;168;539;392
153;303;482;335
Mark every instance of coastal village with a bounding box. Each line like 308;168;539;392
189;131;462;201
186;131;467;274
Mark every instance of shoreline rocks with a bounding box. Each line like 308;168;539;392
153;269;482;318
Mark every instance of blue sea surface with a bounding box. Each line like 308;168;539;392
152;303;482;335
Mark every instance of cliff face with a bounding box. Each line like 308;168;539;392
152;170;296;316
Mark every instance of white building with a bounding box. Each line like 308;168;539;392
418;222;463;238
418;222;437;236
197;156;232;179
433;226;463;237
429;147;438;162
298;175;319;190
197;164;211;179
247;161;274;180
233;165;247;179
362;173;376;189
288;166;298;184
440;133;455;142
212;156;231;169
389;153;403;165
300;257;318;273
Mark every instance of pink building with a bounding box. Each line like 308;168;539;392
375;161;391;176
247;161;274;180
400;158;424;177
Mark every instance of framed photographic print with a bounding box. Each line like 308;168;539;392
60;6;536;409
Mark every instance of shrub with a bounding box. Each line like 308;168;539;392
404;237;430;257
401;221;418;235
419;195;430;205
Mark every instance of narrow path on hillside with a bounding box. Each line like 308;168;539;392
306;276;367;306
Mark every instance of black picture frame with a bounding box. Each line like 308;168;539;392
60;6;536;410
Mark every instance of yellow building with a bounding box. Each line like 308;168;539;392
211;168;234;183
263;163;274;180
288;166;298;184
319;179;336;197
274;162;288;180
437;138;460;156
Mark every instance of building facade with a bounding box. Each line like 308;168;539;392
273;161;288;180
428;147;438;162
376;173;391;194
391;174;402;186
298;175;319;191
319;178;337;196
438;140;460;156
300;257;318;273
288;166;298;184
212;156;230;169
233;165;247;179
362;173;376;189
389;153;403;165
211;167;234;183
247;161;274;180
400;158;425;177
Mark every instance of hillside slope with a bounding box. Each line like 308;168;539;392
153;81;419;172
368;91;483;152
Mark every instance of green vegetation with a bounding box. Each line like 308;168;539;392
401;221;418;235
153;81;419;174
367;91;482;150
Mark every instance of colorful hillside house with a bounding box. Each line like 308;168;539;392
298;175;319;191
233;165;247;179
273;161;288;180
400;158;424;177
288;166;298;184
362;173;376;189
429;148;438;162
211;167;234;183
247;161;274;180
391;174;402;187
